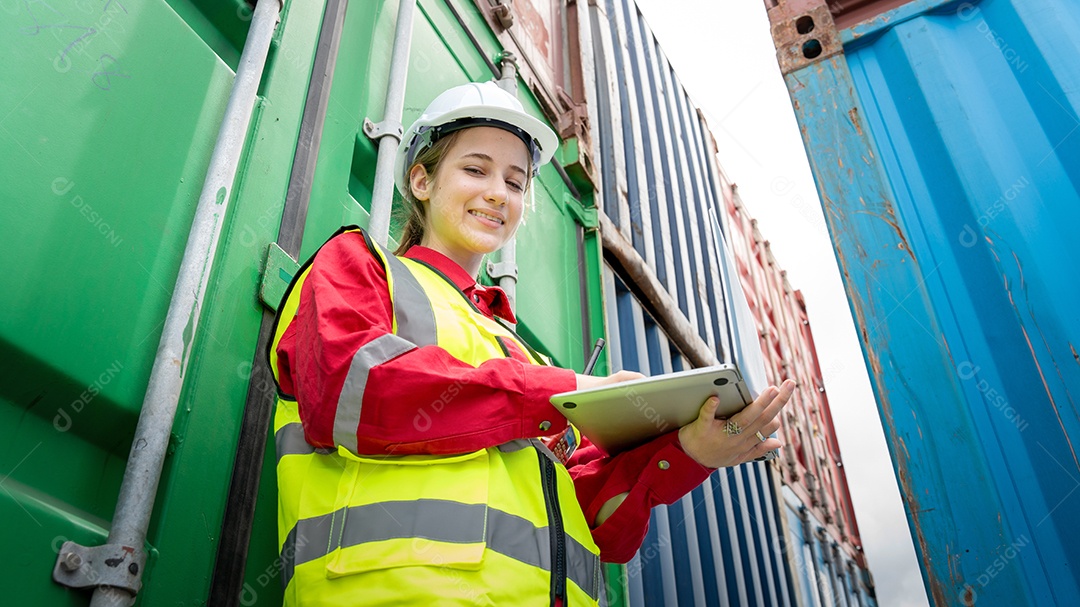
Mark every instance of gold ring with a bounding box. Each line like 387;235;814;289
755;432;767;442
723;420;742;436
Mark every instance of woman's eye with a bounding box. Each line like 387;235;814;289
464;166;483;175
507;180;524;193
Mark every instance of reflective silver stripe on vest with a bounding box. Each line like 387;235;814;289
333;333;417;448
379;247;438;347
275;422;333;461
280;500;601;601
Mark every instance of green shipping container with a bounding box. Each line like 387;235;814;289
1;0;606;604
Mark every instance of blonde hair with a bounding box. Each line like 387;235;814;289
392;128;535;256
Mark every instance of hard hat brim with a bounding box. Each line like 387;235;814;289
394;102;559;198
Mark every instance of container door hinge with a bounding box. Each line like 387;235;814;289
362;118;404;144
489;0;514;29
486;259;518;282
564;192;598;229
53;541;147;596
260;242;300;311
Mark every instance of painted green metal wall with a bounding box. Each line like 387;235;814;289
1;0;602;604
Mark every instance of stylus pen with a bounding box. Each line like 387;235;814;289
583;338;605;375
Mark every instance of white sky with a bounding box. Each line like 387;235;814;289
631;1;930;605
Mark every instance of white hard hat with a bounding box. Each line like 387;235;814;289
394;81;559;198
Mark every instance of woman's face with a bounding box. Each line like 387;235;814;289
410;126;530;274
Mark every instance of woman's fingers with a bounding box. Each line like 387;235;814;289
739;437;782;462
699;395;721;423
735;379;795;433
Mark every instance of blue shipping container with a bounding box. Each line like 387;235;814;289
768;0;1080;604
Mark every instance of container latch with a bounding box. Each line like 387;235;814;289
52;540;147;596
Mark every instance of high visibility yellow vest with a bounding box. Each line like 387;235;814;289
268;227;602;606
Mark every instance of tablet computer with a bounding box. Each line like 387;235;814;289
550;364;764;456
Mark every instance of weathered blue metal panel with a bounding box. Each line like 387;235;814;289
772;0;1080;604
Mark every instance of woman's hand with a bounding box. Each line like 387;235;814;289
678;379;796;468
575;369;646;390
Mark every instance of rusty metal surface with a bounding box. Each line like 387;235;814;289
767;1;843;74
779;0;1080;604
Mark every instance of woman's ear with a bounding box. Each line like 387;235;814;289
409;164;432;201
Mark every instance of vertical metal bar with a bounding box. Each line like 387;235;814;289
632;14;676;296
697;478;728;605
367;0;417;246
591;0;632;239
733;466;767;605
492;56;520;311
745;462;782;606
83;2;282;605
715;470;750;605
652;50;699;334
651;505;681;605
602;265;624;373
685;111;727;354
667;71;713;350
761;465;798;607
610;0;654;268
677;494;709;605
626;551;646;606
208;0;348;602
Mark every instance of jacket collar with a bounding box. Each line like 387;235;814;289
404;246;517;323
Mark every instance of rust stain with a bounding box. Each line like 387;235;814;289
835;236;950;605
848;107;864;136
1071;343;1079;366
1015;310;1078;468
1013;251;1026;290
515;0;550;59
853;206;915;262
1012;251;1080;474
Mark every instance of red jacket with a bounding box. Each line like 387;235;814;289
275;231;713;563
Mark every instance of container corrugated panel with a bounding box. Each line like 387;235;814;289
603;267;801;605
585;0;877;603
724;188;877;606
589;0;731;356
768;0;1080;604
0;1;295;604
781;487;874;607
2;0;598;604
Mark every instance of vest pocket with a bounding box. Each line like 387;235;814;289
324;447;491;576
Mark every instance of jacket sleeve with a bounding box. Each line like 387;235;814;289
274;231;577;456
567;431;715;563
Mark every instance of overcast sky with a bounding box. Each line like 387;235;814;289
631;1;930;605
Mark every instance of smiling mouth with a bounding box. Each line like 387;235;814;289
469;210;504;225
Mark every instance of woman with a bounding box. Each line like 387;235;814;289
268;81;794;606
